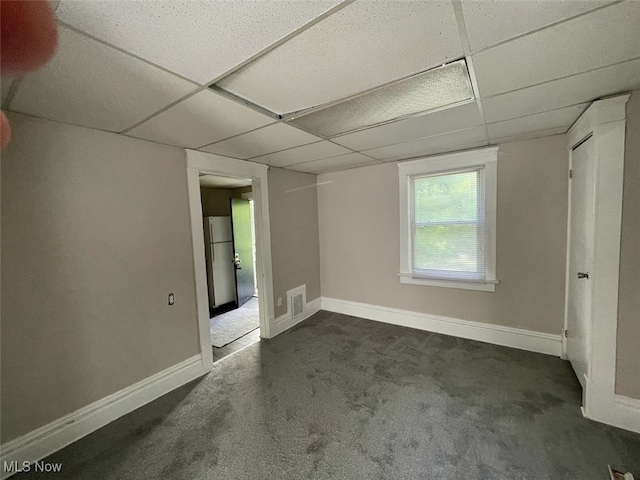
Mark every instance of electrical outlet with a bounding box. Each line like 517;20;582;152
277;297;282;307
168;293;175;306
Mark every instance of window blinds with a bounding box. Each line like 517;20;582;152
411;167;486;280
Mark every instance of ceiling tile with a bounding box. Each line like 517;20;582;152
472;2;640;97
462;0;613;52
251;141;351;168
288;153;379;174
490;126;569;145
487;104;588;139
217;1;462;113
127;90;274;148
362;127;488;161
482;58;640;123
56;0;345;84
333;101;483;151
201;123;321;159
9;26;198;132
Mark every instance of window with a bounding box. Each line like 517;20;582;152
398;147;498;292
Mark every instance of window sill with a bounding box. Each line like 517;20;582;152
399;274;498;292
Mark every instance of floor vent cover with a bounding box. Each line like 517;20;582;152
292;294;304;318
287;285;307;319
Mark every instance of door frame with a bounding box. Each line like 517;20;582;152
185;149;275;371
564;94;634;431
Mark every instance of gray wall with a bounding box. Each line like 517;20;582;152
268;167;321;318
1;113;200;443
616;90;640;399
318;135;569;335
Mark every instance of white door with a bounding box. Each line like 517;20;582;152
566;137;596;389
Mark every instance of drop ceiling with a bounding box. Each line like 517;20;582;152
4;0;640;175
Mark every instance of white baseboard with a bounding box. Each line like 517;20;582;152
270;297;321;337
321;297;562;357
0;354;209;479
584;394;640;435
609;395;640;434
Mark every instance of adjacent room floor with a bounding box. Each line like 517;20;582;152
21;311;640;479
210;296;260;361
212;328;260;363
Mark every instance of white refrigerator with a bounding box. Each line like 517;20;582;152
203;216;236;308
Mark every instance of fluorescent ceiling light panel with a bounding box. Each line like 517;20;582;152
287;60;474;137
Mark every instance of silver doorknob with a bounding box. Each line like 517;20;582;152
577;272;589;279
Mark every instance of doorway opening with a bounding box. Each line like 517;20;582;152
199;174;260;362
186;149;274;371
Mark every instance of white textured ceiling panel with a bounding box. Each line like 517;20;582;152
333;101;483;151
490;126;569;146
201;123;321;159
10;26;198;132
56;0;345;84
127;90;274;148
251;141;351;168
288;153;380;174
473;2;640;97
363;126;487;161
482;58;640;123
217;0;462;113
487;104;588;140
461;0;613;52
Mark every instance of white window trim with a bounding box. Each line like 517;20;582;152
398;147;499;292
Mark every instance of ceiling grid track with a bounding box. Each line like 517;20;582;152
357;125;486;154
480;54;640;101
57;1;355;136
207;85;281;120
194;122;282;152
466;0;624;57
8;0;639;174
204;139;325;162
451;0;490;145
204;0;356;88
57;21;202;86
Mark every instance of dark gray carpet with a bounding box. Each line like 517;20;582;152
210;297;259;347
18;311;640;479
